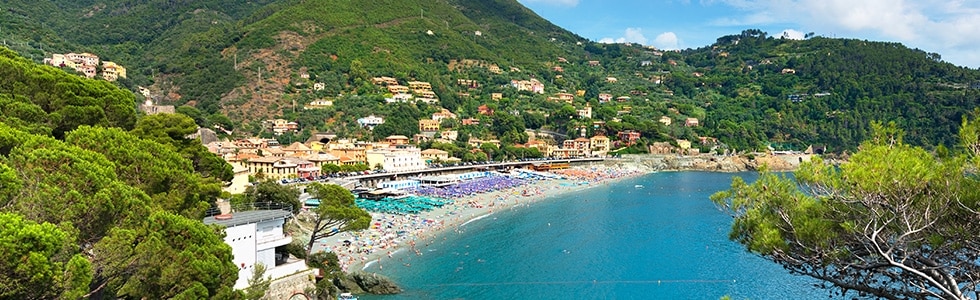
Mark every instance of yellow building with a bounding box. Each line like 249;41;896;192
101;61;127;81
418;119;441;132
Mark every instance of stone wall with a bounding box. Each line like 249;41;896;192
266;269;317;300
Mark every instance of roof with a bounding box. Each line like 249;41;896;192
386;135;409;140
203;209;292;228
283;142;312;151
421;149;449;155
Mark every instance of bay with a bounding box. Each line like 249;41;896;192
360;172;835;299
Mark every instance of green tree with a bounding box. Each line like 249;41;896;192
304;183;371;252
0;212;92;300
711;121;980;299
92;211;238;299
244;180;301;213
131;113;234;181
66;126;220;218
243;263;271;300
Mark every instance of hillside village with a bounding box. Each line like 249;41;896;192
43;52;127;81
185;65;730;181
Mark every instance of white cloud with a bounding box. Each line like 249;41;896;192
518;0;580;7
653;32;680;50
778;29;805;40
709;0;980;67
599;28;650;45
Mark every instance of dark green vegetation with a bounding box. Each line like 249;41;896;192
712;119;980;299
3;1;979;152
0;47;239;298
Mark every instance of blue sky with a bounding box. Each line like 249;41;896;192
516;0;980;68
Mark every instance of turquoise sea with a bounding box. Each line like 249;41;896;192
360;172;836;299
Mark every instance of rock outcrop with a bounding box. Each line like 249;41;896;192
348;271;402;294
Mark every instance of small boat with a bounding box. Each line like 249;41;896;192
634;184;644;189
338;292;358;300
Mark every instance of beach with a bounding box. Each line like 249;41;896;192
309;163;649;273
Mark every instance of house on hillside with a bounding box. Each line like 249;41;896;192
617;130;641;146
418;119;440;132
685;118;699;127
357;115;385;130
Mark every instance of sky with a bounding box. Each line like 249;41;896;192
516;0;980;68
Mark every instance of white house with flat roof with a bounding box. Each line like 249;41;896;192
203;209;308;289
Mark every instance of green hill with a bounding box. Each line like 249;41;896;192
2;1;980;152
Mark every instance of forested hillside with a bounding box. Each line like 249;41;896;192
2;0;979;152
0;47;238;298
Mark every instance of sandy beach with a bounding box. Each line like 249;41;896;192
309;163;649;273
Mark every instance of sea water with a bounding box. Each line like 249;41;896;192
360;172;836;299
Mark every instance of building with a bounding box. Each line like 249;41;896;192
66;52;99;66
357;115;385;129
139;99;176;115
372;76;399;86
282;142;314;157
590;135;610;156
328;145;367;165
577;105;593;119
555;92;574;103
101;61;127;81
366;146;424;172
245;157;319;180
685;118;700;127
431;109;457;121
418;119;441;132
203;209;307;290
659;116;672;126
510;79;545;94
598;93;613;103
263;119;299;135
387;85;410;94
461;118;480;126
385;135;410;145
477;105;494;116
561;137;591;157
420;148;450;162
618;130;641;146
305;99;333;109
303;152;341;170
491;93;503;100
407;81;432;91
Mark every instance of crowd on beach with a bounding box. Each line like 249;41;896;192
317;165;645;273
408;175;529;199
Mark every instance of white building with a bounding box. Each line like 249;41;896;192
357;115;385;130
203;209;308;289
365;146;425;172
377;179;422;190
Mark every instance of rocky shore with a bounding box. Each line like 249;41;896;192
608;153;815;172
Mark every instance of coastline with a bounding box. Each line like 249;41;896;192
311;163;650;274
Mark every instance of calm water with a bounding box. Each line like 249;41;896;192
360;172;834;300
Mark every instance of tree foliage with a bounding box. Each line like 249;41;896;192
132;113;234;182
304;183;371;252
244;180;301;212
93;211;239;299
0;212;92;299
712;120;980;299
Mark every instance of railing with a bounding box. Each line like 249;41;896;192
204;201;294;217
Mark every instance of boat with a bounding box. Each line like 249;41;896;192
634;184;644;189
338;292;357;300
